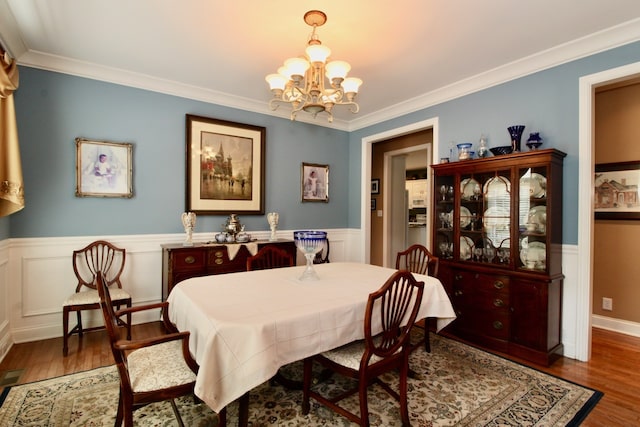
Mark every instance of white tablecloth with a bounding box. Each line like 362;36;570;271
167;262;455;412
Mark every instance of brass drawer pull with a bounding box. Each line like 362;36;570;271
215;258;223;265
454;290;463;296
494;298;505;307
184;256;195;264
215;251;224;258
493;321;503;330
455;274;463;281
493;280;504;289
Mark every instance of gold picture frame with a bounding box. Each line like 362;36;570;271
301;162;329;203
75;137;133;198
186;114;266;214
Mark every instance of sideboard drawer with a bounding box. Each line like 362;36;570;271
172;249;206;271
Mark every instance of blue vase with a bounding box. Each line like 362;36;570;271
507;125;525;152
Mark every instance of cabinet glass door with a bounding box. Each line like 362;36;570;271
435;175;455;260
480;171;511;266
518;166;548;272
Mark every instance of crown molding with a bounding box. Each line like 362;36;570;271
9;17;640;133
347;17;640;131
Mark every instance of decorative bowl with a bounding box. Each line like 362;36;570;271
526;141;543;150
490;146;513;156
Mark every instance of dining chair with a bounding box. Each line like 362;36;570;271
96;272;227;427
313;238;330;264
62;240;131;356
302;270;424;427
246;245;294;270
395;243;439;353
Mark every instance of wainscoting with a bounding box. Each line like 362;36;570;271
0;232;636;364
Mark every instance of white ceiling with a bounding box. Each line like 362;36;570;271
1;0;640;130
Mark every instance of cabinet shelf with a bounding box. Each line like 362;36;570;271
432;148;566;366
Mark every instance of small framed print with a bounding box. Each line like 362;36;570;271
594;160;640;220
301;162;329;202
371;179;380;194
75;138;133;198
371;198;377;210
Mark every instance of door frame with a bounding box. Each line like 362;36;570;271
361;118;439;264
576;61;640;361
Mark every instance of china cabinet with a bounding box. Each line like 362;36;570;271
161;240;296;300
431;148;565;365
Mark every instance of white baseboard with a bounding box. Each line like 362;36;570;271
592;314;640;337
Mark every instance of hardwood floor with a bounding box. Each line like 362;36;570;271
1;324;639;426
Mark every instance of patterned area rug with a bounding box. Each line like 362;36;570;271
0;331;601;426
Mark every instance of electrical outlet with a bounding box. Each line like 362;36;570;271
602;297;613;311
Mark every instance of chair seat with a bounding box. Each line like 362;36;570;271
128;340;197;393
322;337;390;370
63;288;130;306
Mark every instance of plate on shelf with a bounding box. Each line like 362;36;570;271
483;175;511;201
520;239;546;266
460;178;481;200
459;206;472;228
483;207;510;229
527;205;546;231
460;236;473;260
520;172;547;198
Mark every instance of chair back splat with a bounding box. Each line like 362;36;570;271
302;270;424;426
395;243;439;355
62;240;131;356
247;245;294;271
395;243;439;277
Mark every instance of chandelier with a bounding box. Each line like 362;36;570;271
265;10;362;123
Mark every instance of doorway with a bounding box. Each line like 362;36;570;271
382;146;431;267
361;118;439;265
576;61;640;361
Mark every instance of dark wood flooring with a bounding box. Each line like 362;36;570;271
1;324;638;426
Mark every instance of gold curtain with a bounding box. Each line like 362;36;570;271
0;50;24;216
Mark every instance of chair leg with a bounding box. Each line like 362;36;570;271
170;399;185;427
302;358;313;414
115;389;124;427
76;311;83;337
399;357;410;427
218;406;227;427
62;307;70;356
357;373;370;427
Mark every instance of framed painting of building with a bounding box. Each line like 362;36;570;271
594;161;640;220
186;114;265;214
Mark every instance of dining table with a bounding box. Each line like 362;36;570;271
167;261;456;420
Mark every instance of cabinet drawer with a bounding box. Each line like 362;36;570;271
171;249;206;271
472;310;510;340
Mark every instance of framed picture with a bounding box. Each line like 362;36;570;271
371;178;380;194
75;137;133;198
301;162;329;202
371;198;377;210
186;114;265;214
594;160;640;220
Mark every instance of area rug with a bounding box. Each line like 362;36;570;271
0;331;602;426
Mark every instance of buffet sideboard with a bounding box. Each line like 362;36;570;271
161;240;297;300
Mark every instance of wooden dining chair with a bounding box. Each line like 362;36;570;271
395;243;439;354
62;240;131;356
246;245;294;271
302;270;424;427
313;238;330;264
96;272;227;427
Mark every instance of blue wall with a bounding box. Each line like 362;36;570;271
7;40;640;243
349;41;640;245
10;67;350;238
